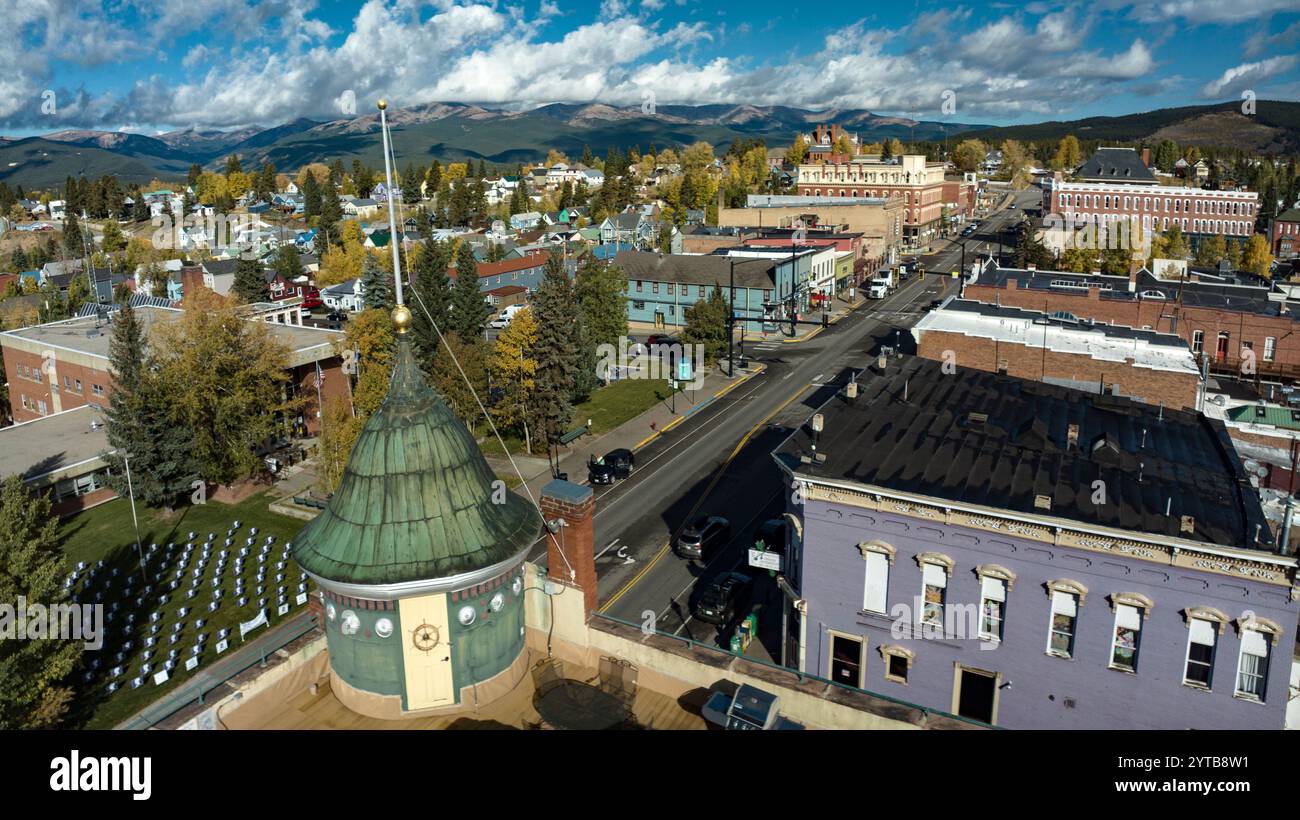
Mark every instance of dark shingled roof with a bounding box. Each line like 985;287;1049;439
1077;147;1158;185
774;356;1271;551
292;335;542;585
615;250;779;290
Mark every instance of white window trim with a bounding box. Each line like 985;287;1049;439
1107;600;1145;673
1233;627;1272;702
1182;615;1220;690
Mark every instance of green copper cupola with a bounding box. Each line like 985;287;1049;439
293;98;542;718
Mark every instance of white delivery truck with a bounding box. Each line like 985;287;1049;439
489;303;527;329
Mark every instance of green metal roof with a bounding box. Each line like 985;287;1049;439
293;335;542;586
1227;403;1300;431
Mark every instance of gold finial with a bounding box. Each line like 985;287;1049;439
377;98;388;111
391;304;411;333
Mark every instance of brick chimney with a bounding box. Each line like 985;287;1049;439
540;479;598;620
1141;147;1151;168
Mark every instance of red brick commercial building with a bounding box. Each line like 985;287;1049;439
796;154;946;245
963;263;1300;383
913;298;1202;410
0;305;351;434
1271;207;1300;259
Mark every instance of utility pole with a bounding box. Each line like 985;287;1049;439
727;258;735;377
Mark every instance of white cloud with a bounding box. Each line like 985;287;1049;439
1201;54;1299;98
2;0;1294;131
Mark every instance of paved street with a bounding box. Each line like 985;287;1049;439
521;190;1039;663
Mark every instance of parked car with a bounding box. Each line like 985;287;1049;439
588;448;635;485
326;310;348;322
693;572;754;626
489;304;527;329
676;515;731;560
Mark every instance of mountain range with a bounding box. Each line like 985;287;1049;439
0;99;1296;191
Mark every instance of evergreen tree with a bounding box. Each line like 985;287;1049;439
531;250;578;447
0;474;79;728
360;252;393;310
429;331;488;424
302;171;321;218
409;238;453;365
101;304;195;511
62;211;83;253
450;241;489;340
272;244;304;284
318;184;344;249
188;163;204;188
232;257;270;302
402;164;421;205
225;154;242;176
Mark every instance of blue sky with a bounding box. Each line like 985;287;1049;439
4;0;1298;135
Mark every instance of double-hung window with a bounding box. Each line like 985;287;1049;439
921;563;947;628
1184;618;1216;688
1235;629;1270;700
1048;591;1078;657
1109;604;1143;671
979;577;1006;641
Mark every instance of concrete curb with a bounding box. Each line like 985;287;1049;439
631;364;767;451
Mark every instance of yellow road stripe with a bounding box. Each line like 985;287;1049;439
598;381;811;613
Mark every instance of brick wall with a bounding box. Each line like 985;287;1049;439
917;328;1201;410
294;357;352;436
1;345;114;423
964;281;1300;369
539;484;597;619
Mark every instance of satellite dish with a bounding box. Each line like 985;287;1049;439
1244;460;1269;479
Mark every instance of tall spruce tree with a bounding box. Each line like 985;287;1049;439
409;238;453;366
360;252;393;310
531;250;578;448
0;475;79;728
101;305;194;510
318;184;344;248
232;257;270;302
450;241;489;340
302;171;322;218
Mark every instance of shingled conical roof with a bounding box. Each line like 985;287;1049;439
294;330;542;587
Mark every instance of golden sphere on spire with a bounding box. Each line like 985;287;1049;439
377;98;388;111
391;304;411;333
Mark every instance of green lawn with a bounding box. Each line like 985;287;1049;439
56;492;315;729
476;378;671;457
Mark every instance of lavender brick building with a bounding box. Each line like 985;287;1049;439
773;356;1299;729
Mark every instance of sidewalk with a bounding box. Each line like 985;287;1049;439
487;362;768;503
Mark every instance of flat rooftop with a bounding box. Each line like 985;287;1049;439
1;305;343;366
914;299;1199;375
976;264;1288;318
774;356;1271;551
744;194;889;208
0;405;110;483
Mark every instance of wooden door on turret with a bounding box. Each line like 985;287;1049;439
400;593;455;710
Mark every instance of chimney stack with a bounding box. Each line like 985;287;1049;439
540;480;598;620
1141;148;1151;168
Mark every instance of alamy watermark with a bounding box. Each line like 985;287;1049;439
0;597;103;650
150;212;268;261
596;337;706;390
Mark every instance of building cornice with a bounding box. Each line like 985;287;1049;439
791;474;1296;588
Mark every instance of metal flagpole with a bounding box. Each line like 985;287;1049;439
377;99;405;306
123;454;147;583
